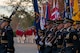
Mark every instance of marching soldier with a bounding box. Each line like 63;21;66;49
16;28;24;43
43;20;56;53
63;18;76;53
52;20;64;53
74;21;80;53
49;24;57;53
38;30;45;53
0;17;14;53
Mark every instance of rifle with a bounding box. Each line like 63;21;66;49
39;26;57;46
40;29;47;42
47;27;57;42
9;3;20;19
7;3;21;53
47;28;64;47
49;31;58;44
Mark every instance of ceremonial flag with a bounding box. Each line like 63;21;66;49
48;0;53;8
55;0;60;20
72;0;80;21
50;0;59;20
45;1;51;21
32;0;39;14
32;0;41;34
70;0;73;19
64;0;72;19
50;0;56;20
40;2;45;30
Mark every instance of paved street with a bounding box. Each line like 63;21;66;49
14;37;37;53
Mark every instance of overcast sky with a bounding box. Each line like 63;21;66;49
0;0;33;17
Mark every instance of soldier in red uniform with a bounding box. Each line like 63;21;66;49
25;27;36;43
16;29;24;43
24;29;29;43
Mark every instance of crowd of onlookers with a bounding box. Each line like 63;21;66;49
16;27;36;44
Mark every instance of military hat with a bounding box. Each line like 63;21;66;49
64;18;74;23
55;20;64;24
2;17;12;22
47;20;56;24
38;30;44;35
76;21;80;24
45;20;52;26
38;30;44;33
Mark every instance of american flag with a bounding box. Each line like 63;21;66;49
50;0;60;20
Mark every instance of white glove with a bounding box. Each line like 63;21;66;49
47;42;52;47
45;41;48;46
35;36;38;40
39;41;43;45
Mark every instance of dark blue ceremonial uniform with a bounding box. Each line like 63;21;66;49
77;29;80;53
0;16;14;53
0;25;14;53
62;28;70;45
50;26;57;53
51;20;64;53
7;25;14;53
63;28;73;53
63;27;78;53
74;21;80;53
51;30;57;53
38;30;45;53
54;29;64;53
0;28;7;53
43;29;53;53
71;29;79;53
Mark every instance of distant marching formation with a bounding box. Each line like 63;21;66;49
16;27;36;44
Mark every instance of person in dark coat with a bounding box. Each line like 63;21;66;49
0;17;14;53
43;20;56;53
74;21;80;53
52;20;64;53
63;18;76;53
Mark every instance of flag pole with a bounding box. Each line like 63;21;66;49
64;0;67;18
69;0;73;19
